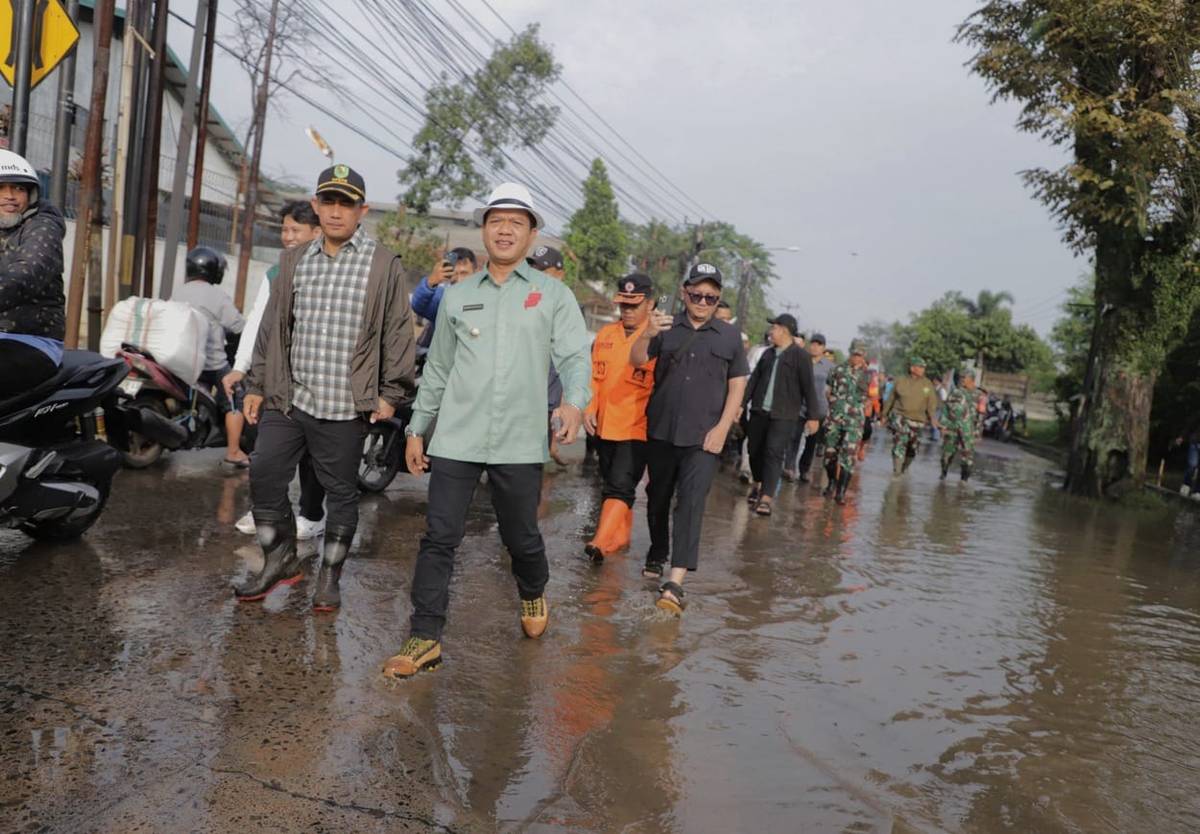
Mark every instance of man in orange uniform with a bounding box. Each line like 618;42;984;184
583;273;657;562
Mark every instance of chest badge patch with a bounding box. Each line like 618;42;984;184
525;291;542;309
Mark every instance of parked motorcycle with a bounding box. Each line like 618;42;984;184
982;395;1026;442
357;400;415;493
0;350;128;540
106;344;254;469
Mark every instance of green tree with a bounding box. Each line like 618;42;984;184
564;159;628;288
399;26;560;214
953;289;1014;319
960;2;1200;496
1048;274;1095;411
625;219;779;331
374;207;443;282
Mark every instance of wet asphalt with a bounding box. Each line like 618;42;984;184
4;434;1200;833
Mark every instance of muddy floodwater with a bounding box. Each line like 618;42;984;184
3;437;1200;832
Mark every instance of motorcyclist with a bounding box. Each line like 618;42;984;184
171;246;247;466
0;150;67;398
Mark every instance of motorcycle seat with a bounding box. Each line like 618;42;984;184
0;350;124;416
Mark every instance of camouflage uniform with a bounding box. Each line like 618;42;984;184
941;385;981;474
824;362;870;476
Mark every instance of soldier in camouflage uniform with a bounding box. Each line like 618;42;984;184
822;340;871;504
882;356;941;475
940;369;982;481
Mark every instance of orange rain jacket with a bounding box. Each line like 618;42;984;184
588;320;657;441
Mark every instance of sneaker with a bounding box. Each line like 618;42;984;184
382;637;442;678
235;510;256;535
296;515;326;541
1182;485;1193;498
1191;492;1200;503
520;596;549;638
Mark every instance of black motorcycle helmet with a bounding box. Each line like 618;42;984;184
185;246;227;284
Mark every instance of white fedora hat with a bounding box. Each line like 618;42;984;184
473;182;545;229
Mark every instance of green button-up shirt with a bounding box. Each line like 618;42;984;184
409;261;592;464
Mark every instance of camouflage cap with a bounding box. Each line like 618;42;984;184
849;339;867;356
910;355;927;367
959;368;976;380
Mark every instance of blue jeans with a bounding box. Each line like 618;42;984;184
1186;443;1200;488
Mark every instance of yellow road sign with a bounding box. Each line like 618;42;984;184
0;0;80;90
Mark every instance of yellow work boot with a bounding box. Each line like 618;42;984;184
382;637;441;678
520;596;549;638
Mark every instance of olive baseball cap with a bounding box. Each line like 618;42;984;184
315;164;366;202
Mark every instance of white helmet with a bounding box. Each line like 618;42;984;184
0;150;40;208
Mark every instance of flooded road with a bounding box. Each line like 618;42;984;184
3;436;1200;832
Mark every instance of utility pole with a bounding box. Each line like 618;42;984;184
186;0;219;249
157;0;209;299
118;0;151;301
106;0;139;317
8;0;35;155
234;0;281;311
49;0;81;210
134;0;169;297
65;0;115;349
734;258;753;326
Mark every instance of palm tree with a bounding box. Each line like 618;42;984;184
956;289;1014;319
955;290;1015;381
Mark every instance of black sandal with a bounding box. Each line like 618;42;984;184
746;486;761;505
642;561;665;579
656;581;686;615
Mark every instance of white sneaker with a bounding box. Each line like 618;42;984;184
1182;485;1192;498
235;510;256;535
1191;492;1200;503
296;515;326;540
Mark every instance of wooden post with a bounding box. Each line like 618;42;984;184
186;0;219;249
106;0;138;318
233;0;281;311
65;0;115;349
135;0;169;298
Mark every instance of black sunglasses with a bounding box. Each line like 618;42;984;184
686;291;720;306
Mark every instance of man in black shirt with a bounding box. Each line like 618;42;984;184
630;262;750;615
742;313;822;516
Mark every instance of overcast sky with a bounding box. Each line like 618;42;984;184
165;0;1082;349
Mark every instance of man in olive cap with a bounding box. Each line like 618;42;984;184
882;356;941;474
940;369;983;481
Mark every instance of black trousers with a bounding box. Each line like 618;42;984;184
250;409;364;533
797;422;826;475
746;411;795;497
0;341;57;398
595;438;647;506
410;457;547;641
646;440;720;572
298;455;326;521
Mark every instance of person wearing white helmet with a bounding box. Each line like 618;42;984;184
384;182;592;678
0;150;67;397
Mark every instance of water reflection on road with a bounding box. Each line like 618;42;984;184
3;438;1200;832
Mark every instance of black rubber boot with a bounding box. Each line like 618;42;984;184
901;448;916;473
940;460;950;480
822;460;838;496
835;471;851;505
234;513;300;601
961;464;972;482
313;527;354;612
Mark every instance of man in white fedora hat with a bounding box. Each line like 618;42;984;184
385;182;592;678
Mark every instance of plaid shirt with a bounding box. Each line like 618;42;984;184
290;227;375;420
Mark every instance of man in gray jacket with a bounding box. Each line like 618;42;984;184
236;165;416;610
